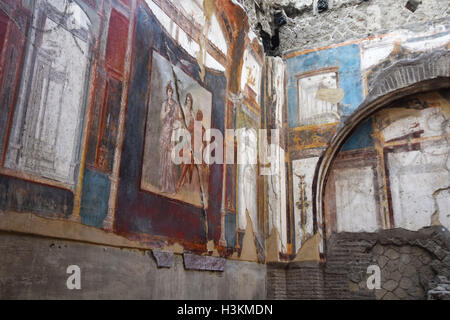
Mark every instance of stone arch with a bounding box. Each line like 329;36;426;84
312;50;450;243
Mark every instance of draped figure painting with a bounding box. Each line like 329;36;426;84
159;82;183;194
141;51;212;208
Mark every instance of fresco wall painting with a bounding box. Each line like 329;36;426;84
284;22;450;258
325;91;450;236
0;0;268;262
4;0;91;187
264;57;288;259
141;50;212;209
0;0;448;268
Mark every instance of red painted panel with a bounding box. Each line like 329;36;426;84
0;11;9;65
86;69;107;167
105;9;129;76
96;75;122;172
1;0;17;8
120;0;132;7
0;9;27;165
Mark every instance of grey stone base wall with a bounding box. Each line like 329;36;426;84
0;232;266;300
1;228;449;300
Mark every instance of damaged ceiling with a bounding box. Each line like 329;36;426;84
237;0;450;55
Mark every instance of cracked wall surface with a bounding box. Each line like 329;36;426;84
238;0;450;55
0;0;449;300
268;227;450;300
283;15;450;262
324;90;450;236
0;0;268;265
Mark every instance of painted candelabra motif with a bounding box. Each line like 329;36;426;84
295;173;311;244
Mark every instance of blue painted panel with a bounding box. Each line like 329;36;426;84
0;175;74;218
286;45;363;127
341;117;374;151
80;168;110;228
225;213;236;248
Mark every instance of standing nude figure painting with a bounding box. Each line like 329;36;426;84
176;93;206;191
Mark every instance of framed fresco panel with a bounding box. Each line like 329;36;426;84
140;50;212;208
296;67;342;127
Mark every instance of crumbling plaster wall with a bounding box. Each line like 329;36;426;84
267;227;450;300
0;0;276;300
0;0;449;301
264;8;450;296
238;0;450;55
281;12;450;260
0;0;269;266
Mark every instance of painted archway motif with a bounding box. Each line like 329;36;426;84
4;0;94;188
312;50;450;246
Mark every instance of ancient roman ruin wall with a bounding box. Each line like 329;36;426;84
238;0;450;55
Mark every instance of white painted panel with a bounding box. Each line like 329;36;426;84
146;0;225;72
297;71;342;126
381;107;447;142
208;14;227;55
292;157;319;252
389;143;450;231
360;36;395;71
5;0;90;186
267;144;288;252
334;166;379;233
237;128;258;233
240;48;262;103
279;150;287;251
266;58;287;252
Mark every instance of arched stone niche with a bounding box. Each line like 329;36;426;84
313;50;450;249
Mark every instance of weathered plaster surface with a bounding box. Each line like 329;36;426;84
268;227;450;300
334;166;379;233
238;0;450;55
292;157;318;252
325;91;450;237
0;0;449;300
285;20;450;259
265;57;288;256
0;232;266;299
0;0;266;265
389;143;450;231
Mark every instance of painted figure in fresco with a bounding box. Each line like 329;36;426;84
176;93;205;191
159;82;182;194
238;128;257;232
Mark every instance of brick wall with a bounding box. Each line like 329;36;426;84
267;227;450;300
